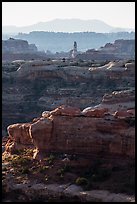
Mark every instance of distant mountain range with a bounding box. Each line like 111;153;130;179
2;19;135;34
2;31;134;53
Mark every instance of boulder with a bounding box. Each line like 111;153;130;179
42;111;51;118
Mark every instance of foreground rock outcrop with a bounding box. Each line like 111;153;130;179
5;89;135;160
2;182;135;202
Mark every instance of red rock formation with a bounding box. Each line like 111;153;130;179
4;106;135;160
30;118;53;152
6;123;33;153
95;89;135;113
114;110;135;118
4;89;135;160
82;107;108;117
50;105;81;116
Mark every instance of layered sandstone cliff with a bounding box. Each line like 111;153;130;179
2;60;135;135
4;89;135;160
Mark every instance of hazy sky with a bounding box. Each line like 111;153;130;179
2;2;135;28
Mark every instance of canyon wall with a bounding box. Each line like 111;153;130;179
2;60;135;135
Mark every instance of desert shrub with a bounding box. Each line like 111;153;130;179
20;167;30;174
75;177;89;186
12;149;25;155
57;168;64;177
39;165;49;173
57;164;71;177
45;154;55;164
11;156;31;166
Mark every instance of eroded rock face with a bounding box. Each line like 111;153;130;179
114;110;135;118
5;100;135;159
81;107;108;117
6;123;33;153
50;105;81;116
2;59;135;136
30;118;53;151
95;89;135;114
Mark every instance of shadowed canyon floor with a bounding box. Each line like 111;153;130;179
2;148;135;202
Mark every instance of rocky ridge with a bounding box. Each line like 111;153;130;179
2;60;135;135
4;88;135;160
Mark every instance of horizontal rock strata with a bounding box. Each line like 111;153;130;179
5;103;135;159
2;60;135;135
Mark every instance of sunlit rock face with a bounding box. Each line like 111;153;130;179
5;91;135;160
29;113;134;159
6;123;33;154
95;89;135;113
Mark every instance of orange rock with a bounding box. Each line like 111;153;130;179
29;118;53;151
4;105;135;159
7;123;32;145
6;123;33;153
50;105;81;116
114;110;134;118
82;107;108;117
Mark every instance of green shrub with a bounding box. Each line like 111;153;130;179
57;168;64;176
12;149;24;155
39;165;49;173
75;177;89;186
11;156;31;166
57;164;71;177
45;154;55;164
